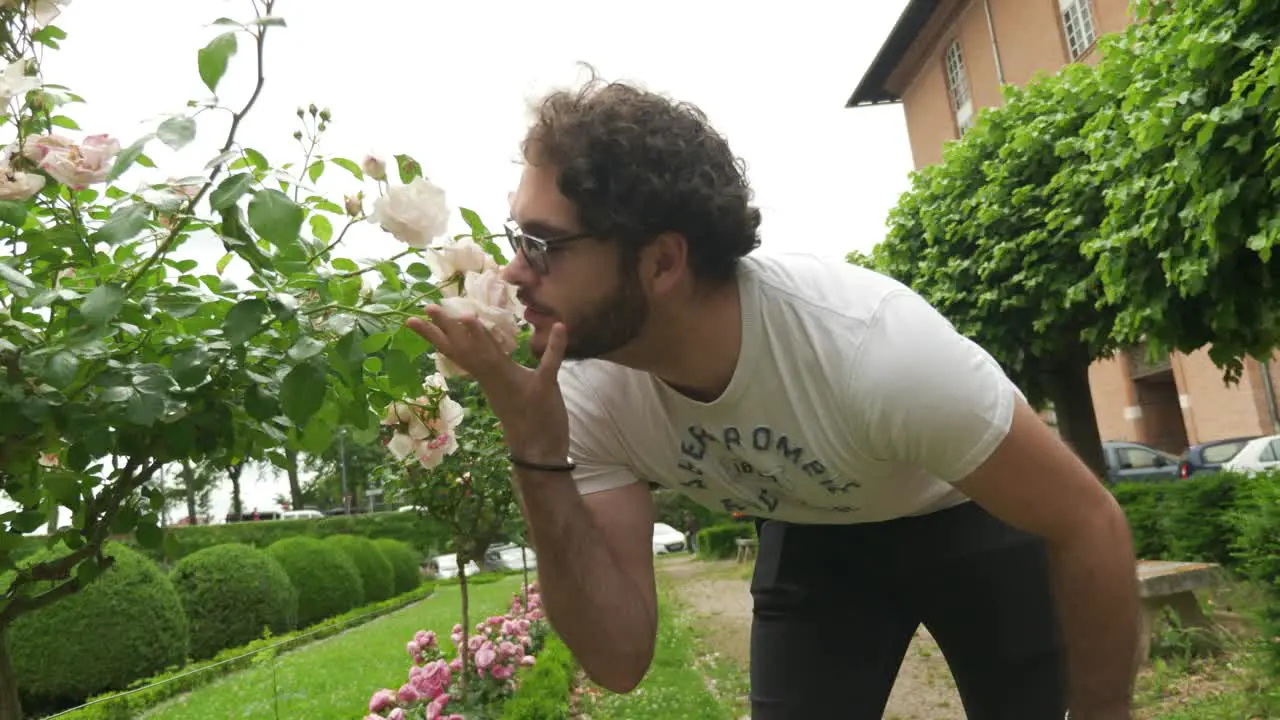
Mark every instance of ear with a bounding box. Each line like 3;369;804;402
639;231;690;295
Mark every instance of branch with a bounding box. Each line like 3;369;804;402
123;16;276;294
0;559;112;625
306;216;364;265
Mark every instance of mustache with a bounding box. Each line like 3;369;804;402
516;291;551;315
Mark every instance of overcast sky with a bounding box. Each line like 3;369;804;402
11;0;916;522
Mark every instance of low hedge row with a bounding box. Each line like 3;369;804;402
9;534;426;713
1108;469;1280;674
60;581;438;720
695;522;756;560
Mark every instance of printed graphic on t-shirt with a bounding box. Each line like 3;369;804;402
674;422;861;515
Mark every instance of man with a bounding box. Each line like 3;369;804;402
408;74;1141;719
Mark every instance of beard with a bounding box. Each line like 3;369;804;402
528;271;650;362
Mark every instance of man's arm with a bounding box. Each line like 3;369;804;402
954;399;1140;718
847;287;1139;719
515;469;658;694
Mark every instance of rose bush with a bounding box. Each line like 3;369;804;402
366;584;550;720
0;1;530;717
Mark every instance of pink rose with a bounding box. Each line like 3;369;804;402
475;644;496;669
388;710;406;720
521;655;536;667
368;688;396;713
38;134;120;189
397;683;417;704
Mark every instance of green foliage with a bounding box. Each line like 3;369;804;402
695;523;756;560
170;542;299;660
1080;0;1280;371
265;536;364;626
497;633;577;720
373;537;423;595
6;543;189;711
324;533;395;603
1229;474;1280;674
60;581;437;720
651;488;731;534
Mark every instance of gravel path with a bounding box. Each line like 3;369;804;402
657;555;966;720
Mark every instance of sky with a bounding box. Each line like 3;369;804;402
7;0;917;523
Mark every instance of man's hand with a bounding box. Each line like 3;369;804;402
406;307;570;462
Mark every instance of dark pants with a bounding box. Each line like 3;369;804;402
749;501;1068;719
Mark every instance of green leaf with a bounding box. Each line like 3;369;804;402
310;214;333;243
157;116;197;151
216;252;234;275
247;189;304;248
49;115;79;130
280;361;327;425
0;201;27;226
244;148;269;171
32;24;66;48
394;154;422;184
90;203;150;245
106;135;153;184
45;351;79;387
0;262;32;289
126;391;166;426
197;32;238;93
44;473;81;508
330;157;363;180
80;285;125;326
287;335;326;362
172;345;211;386
307;160;324;183
331;258;358;272
210;173;254;211
245;384;279;420
223;297;268;345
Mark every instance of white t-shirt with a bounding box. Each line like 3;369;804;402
558;253;1023;524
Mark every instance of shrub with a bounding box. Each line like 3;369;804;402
6;542;190;711
498;633;577;720
170;543;299;660
1230;473;1280;674
265;536;364;626
325;534;396;603
374;537;423;595
696;522;756;560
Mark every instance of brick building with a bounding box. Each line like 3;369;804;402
846;0;1280;454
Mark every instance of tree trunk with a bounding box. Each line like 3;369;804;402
181;459;198;524
521;546;530;606
457;558;470;702
1047;351;1107;480
228;462;244;518
0;624;23;720
285;449;303;510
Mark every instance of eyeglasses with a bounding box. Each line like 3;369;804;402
501;220;592;275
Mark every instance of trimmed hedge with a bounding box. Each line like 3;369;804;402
171;543;299;660
498;633;577;719
325;534;396;603
374;537;424;595
60;581;438;720
1109;469;1280;674
7;543;190;712
695;522;756;560
266;536;365;626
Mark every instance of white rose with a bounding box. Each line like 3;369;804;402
426;236;492;285
368;176;449;249
463;267;524;316
0;166;44;201
0;58;40;107
440;294;520;354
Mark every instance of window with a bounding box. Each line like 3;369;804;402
1060;0;1098;60
1119;447;1165;469
1202;441;1248;464
1259;440;1280;463
943;41;974;135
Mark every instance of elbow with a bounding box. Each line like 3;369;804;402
584;642;654;694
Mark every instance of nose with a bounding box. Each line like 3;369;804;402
501;249;537;286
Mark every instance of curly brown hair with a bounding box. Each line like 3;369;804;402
521;69;762;284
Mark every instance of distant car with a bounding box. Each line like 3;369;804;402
1222;434;1280;475
652;522;688;555
429;553;481;580
280;509;324;520
485;543;537;571
1102;441;1180;484
1177;436;1258;478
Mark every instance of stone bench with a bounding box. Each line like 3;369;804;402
735;537;757;564
1135;560;1225;661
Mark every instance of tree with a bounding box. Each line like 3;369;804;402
867;62;1119;475
0;2;488;716
1078;0;1280;371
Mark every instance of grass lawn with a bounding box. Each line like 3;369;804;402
145;575;524;720
578;579;746;719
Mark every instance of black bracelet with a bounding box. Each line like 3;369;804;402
509;455;576;473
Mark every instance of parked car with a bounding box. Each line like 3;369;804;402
1176;436;1258;478
1102;441;1181;484
652;522;688;555
428;553;481;580
280;509;325;520
1222;434;1280;475
485;542;537;571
